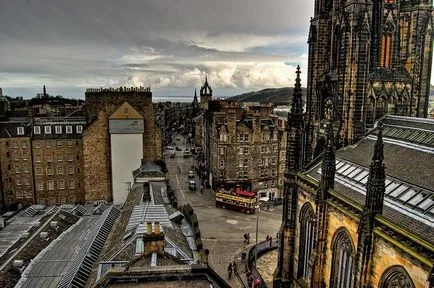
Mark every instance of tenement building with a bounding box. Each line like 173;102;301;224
274;66;434;287
305;0;433;161
83;87;162;204
31;118;85;205
203;100;286;197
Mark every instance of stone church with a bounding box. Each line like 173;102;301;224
273;66;434;287
305;0;433;162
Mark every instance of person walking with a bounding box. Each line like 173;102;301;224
227;262;233;279
232;261;237;274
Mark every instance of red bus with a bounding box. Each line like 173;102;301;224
215;186;257;214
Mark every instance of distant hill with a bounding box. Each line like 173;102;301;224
227;87;307;105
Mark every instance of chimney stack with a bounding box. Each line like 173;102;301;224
143;221;165;256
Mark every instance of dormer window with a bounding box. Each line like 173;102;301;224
34;126;41;134
76;125;83;133
44;126;51;134
17;127;25;135
55;126;62;134
66;126;73;134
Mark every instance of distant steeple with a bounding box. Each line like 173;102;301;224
43;85;47;98
200;75;213;103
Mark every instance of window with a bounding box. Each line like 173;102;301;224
17;126;25;135
23;177;29;186
57;166;63;174
273;131;278;141
57;154;63;162
13;151;19;161
13;141;18;148
260;146;266;153
34;126;41;134
219;133;227;142
272;169;276;176
47;167;53;175
22;152;28;160
298;203;315;279
330;228;355;288
46;140;51;148
22;142;27;148
56;140;62;147
271;157;276;165
36;182;43;191
22;165;28;173
379;266;415;288
239;159;244;168
76;125;83;133
243;147;249;154
58;180;64;190
69;179;75;189
219;171;225;178
68;154;73;161
243;159;248;167
44;126;52;134
244;134;249;142
36;167;43;175
35;155;41;162
66;126;73;134
34;141;40;148
16;178;21;185
219;147;226;156
219;160;225;168
15;165;21;174
67;140;73;147
46;154;52;162
273;145;278;152
55;126;62;134
238;134;244;142
264;158;269;167
68;166;74;174
48;180;55;190
238;171;246;179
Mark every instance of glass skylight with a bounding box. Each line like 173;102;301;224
389;185;408;198
418;196;434;211
399;189;418;202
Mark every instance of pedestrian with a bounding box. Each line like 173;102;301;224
232;261;237;274
247;233;250;244
200;185;203;194
246;272;254;287
266;235;270;241
243;233;247;244
266;204;270;211
227;262;233;279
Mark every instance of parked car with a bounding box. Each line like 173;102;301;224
188;170;194;178
169;151;176;158
189;180;197;191
175;146;182;151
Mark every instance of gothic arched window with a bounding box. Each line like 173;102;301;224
297;203;315;279
330;228;355;288
379;265;415;288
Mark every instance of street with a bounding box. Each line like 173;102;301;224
165;134;282;286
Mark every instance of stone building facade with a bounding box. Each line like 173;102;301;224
31;119;85;205
205;100;286;197
274;66;434;287
83;87;162;203
0;121;34;208
305;0;433;160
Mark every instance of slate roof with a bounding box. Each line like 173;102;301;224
0;120;31;138
306;115;434;245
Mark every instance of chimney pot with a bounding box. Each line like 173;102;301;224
146;222;152;234
154;222;160;234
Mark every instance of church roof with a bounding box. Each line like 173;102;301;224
306;115;434;245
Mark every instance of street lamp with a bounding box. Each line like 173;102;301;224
255;182;264;268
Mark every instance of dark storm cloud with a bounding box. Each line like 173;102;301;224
0;0;314;97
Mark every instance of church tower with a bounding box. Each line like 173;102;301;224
305;0;433;164
200;76;213;103
274;66;304;287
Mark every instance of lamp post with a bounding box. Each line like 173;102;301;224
255;182;264;268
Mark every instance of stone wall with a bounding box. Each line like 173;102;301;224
83;90;162;203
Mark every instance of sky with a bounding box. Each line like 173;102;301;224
0;0;314;99
0;1;433;100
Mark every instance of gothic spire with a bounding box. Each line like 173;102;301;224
365;122;386;215
43;85;47;97
320;122;335;190
287;65;304;129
